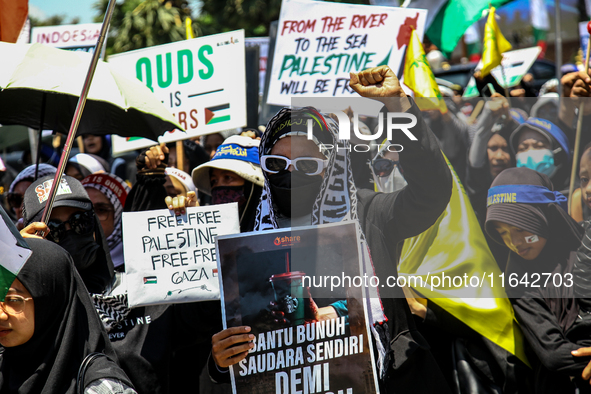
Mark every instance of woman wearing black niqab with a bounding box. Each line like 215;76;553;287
484;167;591;393
0;238;134;394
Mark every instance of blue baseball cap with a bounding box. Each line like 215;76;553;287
191;135;264;195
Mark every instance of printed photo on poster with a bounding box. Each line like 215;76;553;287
217;222;379;394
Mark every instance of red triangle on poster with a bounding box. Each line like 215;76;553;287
205;108;215;124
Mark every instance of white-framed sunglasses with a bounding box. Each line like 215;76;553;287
261;155;329;176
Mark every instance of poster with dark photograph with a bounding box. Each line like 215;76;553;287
216;222;379;394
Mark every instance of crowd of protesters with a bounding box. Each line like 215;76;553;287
6;48;591;394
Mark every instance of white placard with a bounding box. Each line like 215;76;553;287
108;30;247;154
487;46;542;87
267;0;427;106
30;23;101;53
463;46;542;97
122;203;240;307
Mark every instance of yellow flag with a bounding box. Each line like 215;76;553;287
403;29;447;114
481;7;512;76
185;17;195;40
399;156;529;366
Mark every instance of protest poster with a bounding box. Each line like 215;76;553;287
216;222;379;394
108;30;247;154
122;203;240;307
30;23;102;53
245;37;270;96
463;46;542;97
266;0;427;106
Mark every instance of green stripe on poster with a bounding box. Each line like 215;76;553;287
208;115;231;124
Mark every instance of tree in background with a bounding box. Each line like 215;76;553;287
29;15;80;27
196;0;370;37
94;0;370;54
196;0;282;37
94;0;190;55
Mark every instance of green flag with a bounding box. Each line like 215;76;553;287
427;0;514;57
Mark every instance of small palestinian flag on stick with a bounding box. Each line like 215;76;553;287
0;205;32;298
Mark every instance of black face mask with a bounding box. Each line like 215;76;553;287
268;170;323;217
57;230;101;271
211;185;247;213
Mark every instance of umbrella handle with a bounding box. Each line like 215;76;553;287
38;0;117;226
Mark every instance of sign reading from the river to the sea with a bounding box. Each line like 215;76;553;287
267;0;426;106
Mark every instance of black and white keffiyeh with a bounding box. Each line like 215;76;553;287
9;164;56;193
91;292;131;332
254;107;392;376
254;107;360;230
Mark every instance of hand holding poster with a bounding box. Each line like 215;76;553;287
216;222;379;394
108;30;247;154
267;0;426;106
122;203;240;307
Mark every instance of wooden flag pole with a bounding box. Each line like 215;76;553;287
176;140;184;171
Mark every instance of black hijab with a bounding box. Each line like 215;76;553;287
465;115;517;211
485;167;583;331
238;181;262;232
0;238;131;394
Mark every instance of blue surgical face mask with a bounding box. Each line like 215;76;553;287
516;148;556;177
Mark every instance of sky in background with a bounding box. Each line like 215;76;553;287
29;0;97;23
28;0;581;26
29;0;202;24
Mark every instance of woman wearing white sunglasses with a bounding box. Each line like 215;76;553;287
210;66;454;394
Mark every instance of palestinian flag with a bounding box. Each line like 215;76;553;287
464;22;482;62
143;276;157;284
530;0;549;58
205;104;231;125
0;205;31;298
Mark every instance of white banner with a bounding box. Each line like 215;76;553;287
267;0;427;106
30;23;101;53
108;30;247;154
122;203;240;307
